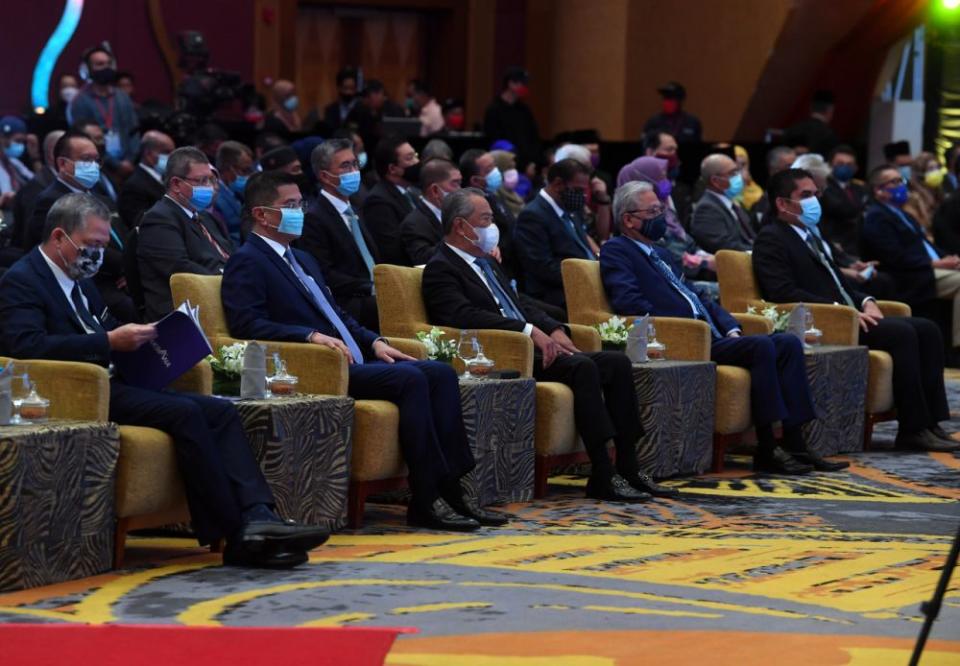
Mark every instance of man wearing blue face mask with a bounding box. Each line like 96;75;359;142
118;130;175;232
0;116;36;216
690;153;756;254
400;158;462;266
424;187;668;502
603;181;834;475
136;147;234;321
214;141;255;245
299;138;381;331
862;165;960;354
754;169;956;452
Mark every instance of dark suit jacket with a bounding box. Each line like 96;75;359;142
118;164;165;231
221;233;379;358
820;176;868;258
422;243;563;334
26;179;116;249
0;247;116;365
297;192;379;301
136;196;234;321
861;202;937;305
752;219;868;309
514;193;594;307
689;191;754;253
488;192;519;279
400;198;442;266
599;235;738;333
10;167;55;248
360;180;414;266
933;190;960;256
782;116;837;156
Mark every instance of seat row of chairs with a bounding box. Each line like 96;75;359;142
6;251;909;566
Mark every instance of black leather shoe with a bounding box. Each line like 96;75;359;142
929;426;959;446
447;497;510;526
753;446;814;475
239;520;329;554
585;474;652;502
407;498;481;532
223;541;309;569
623;473;681;499
790;451;850;472
896;430;960;452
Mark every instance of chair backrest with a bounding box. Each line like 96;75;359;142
374;264;430;338
169;274;228;338
561;259;616;326
715;250;760;312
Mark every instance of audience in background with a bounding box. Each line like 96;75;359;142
904;151;946;236
321;67;360;133
214;141;255;244
361;135;419;266
263;80;302;139
733;145;763;210
690;153;755;253
483;67;541;176
117;129;174;231
400;158;461;266
643;81;702;145
783;91;837;156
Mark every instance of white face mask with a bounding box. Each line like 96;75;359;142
463;220;499;254
60;86;79;104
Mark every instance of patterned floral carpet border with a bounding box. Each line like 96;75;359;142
2;387;960;665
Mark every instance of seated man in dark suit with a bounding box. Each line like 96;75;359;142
117;130;174;232
689;153;755;253
400;158;461;265
602;181;843;475
0;193;328;567
27;130;136;323
298;138;380;331
423;187;673;502
136;146;234;322
360;134;419;266
459;148;518;279
753;168;957;452
861;165;960;349
515;159;597;308
222;172;504;532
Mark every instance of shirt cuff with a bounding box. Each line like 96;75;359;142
372;337;387;348
861;297;876;309
727;328;742;337
522;323;533;336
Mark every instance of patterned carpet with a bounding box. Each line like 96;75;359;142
2;390;960;664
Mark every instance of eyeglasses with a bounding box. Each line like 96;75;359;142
179;176;217;187
626;207;664;219
880;177;906;188
262;202;307;212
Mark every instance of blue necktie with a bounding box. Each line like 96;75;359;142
345;205;376;288
475;258;525;322
562;212;595;259
284;248;365;364
648;251;722;339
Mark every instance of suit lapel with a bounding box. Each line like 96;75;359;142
441;245;501;311
317;193;368;265
248;235;321;315
28;249;89;334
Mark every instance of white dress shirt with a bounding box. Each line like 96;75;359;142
421;197;441;222
446;242;533;336
321;189;354;232
140;162;162;184
38;247;97;334
539;188;566;220
789;223;873;309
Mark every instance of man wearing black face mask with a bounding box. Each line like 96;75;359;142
360;135;420;266
515;158;596;308
602;181;841;475
320;67;360;133
68;46;139;179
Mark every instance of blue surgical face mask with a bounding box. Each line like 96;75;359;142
723;172;744;199
283;95;299;112
832;164;855;182
887;183;909;206
230;174;248;195
189;184;215;210
72;160;101;189
274;207;304;237
797;196;822;227
336;170;361;196
156;153;169;175
357;151;368;170
485;166;503;193
464;220;499;254
4;142;25;159
898;165;912;182
640;214;668;241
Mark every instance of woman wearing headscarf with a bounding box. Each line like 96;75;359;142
491;149;525;217
734;145;764;210
905;151;946;238
617;156;719;299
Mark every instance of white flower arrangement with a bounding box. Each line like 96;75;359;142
594;315;630;346
746;304;790;332
207;341;248;378
415;327;457;362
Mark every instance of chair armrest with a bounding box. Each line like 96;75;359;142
745;300;858;346
877;300;911;317
384;337;428;360
167;360;212;395
569;324;601;352
732;313;773;336
214;336;349;396
652;316;711;362
380;324;535;377
13;359;110;422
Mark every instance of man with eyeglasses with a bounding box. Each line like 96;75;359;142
26;130;136;322
602;181;839;476
753;169;956;452
222;172;502;532
298;138;381;331
862;165;960;354
690;153;756;254
136;146;234;321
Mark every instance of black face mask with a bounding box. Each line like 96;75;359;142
559;187;585;212
340;93;355;104
402;162;421;185
90;67;117;85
